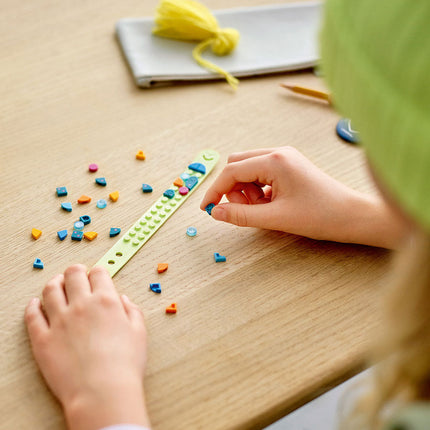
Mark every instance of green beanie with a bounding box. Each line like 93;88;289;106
320;0;430;231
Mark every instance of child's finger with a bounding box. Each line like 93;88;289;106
121;295;144;326
88;266;117;297
42;274;67;320
226;190;248;204
211;201;274;229
227;148;278;163
63;264;91;303
200;155;272;210
242;183;268;204
25;298;49;335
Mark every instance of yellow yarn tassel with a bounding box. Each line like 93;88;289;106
152;0;240;89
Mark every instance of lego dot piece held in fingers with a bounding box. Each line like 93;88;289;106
97;199;107;209
184;176;198;191
214;252;226;263
165;303;177;314
71;231;84;241
56;186;68;197
142;184;153;193
88;163;98;172
173;177;184;187
163;189;175;199
186;227;197;237
31;228;42;240
150;283;162;294
74;221;84;231
84;231;98;241
205;203;215;215
110;227;121;237
95;177;107;186
33;258;44;269
78;195;91;204
188;162;206;174
57;230;68;241
179;186;189;195
136;150;146;160
109;191;119;202
80;215;91;225
61;202;73;212
157;263;168;273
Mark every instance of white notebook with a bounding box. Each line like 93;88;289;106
116;1;322;88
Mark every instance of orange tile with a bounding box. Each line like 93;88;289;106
109;191;119;202
77;195;91;204
165;303;177;314
157;263;168;273
83;231;98;241
173;177;184;187
136;150;146;160
31;228;42;240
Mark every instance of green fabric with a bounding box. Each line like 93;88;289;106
383;403;430;430
320;0;430;231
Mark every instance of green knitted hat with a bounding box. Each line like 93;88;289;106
320;0;430;231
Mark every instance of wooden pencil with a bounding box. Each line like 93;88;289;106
280;83;332;104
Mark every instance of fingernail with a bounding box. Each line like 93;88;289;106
30;297;39;305
121;294;130;302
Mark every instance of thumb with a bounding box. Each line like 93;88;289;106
211;202;272;229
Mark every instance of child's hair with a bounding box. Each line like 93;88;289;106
339;228;430;429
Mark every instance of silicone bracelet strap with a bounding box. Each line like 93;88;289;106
94;149;219;277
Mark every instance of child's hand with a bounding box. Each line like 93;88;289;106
25;265;150;430
201;147;407;249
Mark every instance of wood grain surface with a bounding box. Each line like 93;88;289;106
0;0;391;429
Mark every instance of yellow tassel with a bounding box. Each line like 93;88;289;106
152;0;240;89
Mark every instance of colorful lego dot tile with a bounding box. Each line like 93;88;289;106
109;191;119;202
80;215;91;225
188;162;206;174
31;228;42;240
205;203;215;215
178;186;189;195
61;202;73;212
180;173;190;181
56;186;68;197
84;231;98;241
165;303;177;314
184;176;198;191
136;150;146;160
57;230;68;241
71;230;84;241
142;184;153;193
163;189;175;199
33;258;44;269
109;227;121;237
214;252;226;262
78;195;91;204
149;283;162;293
95;177;107;186
88;163;98;172
173;177;184;187
73;221;84;231
186;227;197;237
97;199;107;209
157;263;168;273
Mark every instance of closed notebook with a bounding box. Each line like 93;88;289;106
116;1;322;88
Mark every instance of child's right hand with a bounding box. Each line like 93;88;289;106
201;147;407;249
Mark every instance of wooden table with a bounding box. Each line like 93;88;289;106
0;0;390;429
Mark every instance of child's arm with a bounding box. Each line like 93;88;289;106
200;147;409;249
24;265;151;430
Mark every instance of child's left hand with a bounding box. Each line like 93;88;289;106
25;265;150;430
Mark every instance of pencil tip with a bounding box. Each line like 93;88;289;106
280;83;294;90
